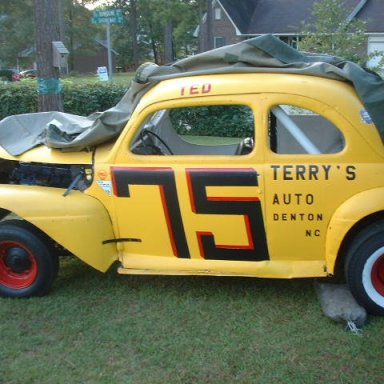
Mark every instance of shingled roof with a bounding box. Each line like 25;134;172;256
218;0;257;33
356;0;384;32
218;0;382;35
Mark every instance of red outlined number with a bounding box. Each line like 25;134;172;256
112;167;190;258
187;169;269;261
112;167;269;262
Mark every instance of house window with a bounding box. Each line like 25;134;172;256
214;7;222;20
214;36;226;48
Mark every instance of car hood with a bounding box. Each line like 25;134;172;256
0;144;93;165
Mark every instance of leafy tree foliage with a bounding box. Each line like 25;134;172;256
299;0;368;64
110;0;203;67
0;0;203;70
0;0;103;70
0;0;35;67
63;0;103;71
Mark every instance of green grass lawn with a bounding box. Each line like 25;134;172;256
19;72;135;86
62;72;134;85
1;257;383;384
181;135;241;145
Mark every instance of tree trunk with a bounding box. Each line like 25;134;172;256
205;0;213;51
198;0;204;52
34;0;63;112
148;22;159;64
130;0;139;68
163;20;173;64
68;1;75;72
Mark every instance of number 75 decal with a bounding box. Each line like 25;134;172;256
112;167;269;262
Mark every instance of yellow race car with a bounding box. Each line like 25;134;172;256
0;36;383;315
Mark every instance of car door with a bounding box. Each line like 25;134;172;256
262;94;362;267
111;95;271;274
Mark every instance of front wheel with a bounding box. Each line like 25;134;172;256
345;220;384;315
0;221;58;297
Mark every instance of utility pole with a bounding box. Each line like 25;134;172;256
206;0;213;51
34;0;64;112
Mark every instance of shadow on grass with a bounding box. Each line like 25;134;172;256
54;256;318;312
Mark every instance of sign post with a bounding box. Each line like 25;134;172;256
106;22;112;80
91;9;124;81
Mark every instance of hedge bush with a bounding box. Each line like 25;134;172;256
62;80;128;116
170;105;254;138
0;81;253;139
0;80;128;121
0;81;38;119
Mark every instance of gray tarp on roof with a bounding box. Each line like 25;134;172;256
0;34;383;155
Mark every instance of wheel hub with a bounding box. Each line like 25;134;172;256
0;240;38;289
372;254;384;296
4;247;32;273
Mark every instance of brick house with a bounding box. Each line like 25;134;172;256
72;39;119;74
19;39;119;75
196;0;384;71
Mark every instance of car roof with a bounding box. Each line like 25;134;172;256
132;35;384;144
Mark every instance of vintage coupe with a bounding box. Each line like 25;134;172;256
0;38;383;315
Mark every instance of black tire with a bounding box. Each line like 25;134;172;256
0;219;60;279
0;221;58;297
345;220;384;315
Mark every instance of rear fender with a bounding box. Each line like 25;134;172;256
325;188;384;274
0;185;117;272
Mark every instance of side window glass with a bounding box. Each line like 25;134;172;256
130;105;255;156
269;105;345;154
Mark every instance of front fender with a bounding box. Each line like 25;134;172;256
325;188;384;273
0;185;117;272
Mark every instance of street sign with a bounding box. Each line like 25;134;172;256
94;9;122;18
91;9;124;25
92;15;124;24
97;66;109;81
91;9;124;82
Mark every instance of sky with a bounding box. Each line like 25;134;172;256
85;1;112;10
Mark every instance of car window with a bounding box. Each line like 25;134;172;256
130;105;255;156
269;105;345;154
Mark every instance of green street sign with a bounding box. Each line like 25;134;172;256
92;15;124;24
91;9;124;25
94;9;122;18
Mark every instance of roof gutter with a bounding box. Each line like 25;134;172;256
216;0;242;36
345;0;368;25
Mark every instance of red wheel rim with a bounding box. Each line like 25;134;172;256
0;241;38;289
371;253;384;296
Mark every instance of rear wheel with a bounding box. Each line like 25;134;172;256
0;221;58;297
345;220;384;315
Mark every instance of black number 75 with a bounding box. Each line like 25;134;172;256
112;167;269;262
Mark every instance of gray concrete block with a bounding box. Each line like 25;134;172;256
315;281;368;329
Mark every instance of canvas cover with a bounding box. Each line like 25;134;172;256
0;34;383;155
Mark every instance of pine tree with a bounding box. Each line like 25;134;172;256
34;0;64;111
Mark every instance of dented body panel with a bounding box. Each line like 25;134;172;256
0;185;117;271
